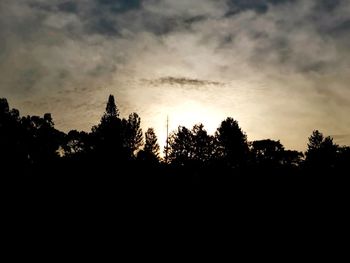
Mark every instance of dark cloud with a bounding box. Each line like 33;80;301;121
57;1;78;13
96;0;141;12
144;77;223;86
2;0;350;89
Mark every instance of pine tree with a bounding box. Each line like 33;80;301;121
124;112;143;156
91;94;124;162
305;130;338;168
307;130;323;151
106;95;118;117
144;128;160;158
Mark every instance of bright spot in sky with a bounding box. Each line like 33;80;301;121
168;100;220;133
154;100;223;156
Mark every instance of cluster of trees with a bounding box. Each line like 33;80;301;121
166;119;350;171
63;95;160;165
1;95;349;177
166;119;305;169
0;95;160;172
0;98;64;170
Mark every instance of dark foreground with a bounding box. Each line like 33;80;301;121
4;162;348;251
8;162;348;208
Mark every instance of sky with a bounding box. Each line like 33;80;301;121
1;0;350;152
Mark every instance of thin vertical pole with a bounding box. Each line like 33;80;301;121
165;116;169;163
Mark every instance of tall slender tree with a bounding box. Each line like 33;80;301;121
137;128;160;163
144;128;160;158
123;112;143;157
91;95;124;162
105;94;119;119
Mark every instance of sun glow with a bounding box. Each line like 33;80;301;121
168;100;220;133
154;100;223;156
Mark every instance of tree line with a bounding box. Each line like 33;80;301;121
1;95;349;179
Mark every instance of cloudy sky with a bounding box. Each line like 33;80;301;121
1;0;350;151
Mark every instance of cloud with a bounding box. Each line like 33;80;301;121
142;0;228;19
143;77;223;86
1;0;350;149
330;134;350;146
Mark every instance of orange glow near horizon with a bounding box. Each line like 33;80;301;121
147;100;226;157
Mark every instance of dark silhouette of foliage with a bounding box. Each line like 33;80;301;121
3;95;350;230
104;94;119;119
144;128;160;156
191;124;215;163
137;128;160;163
20;114;64;165
168;126;194;166
336;146;350;170
1;94;350;205
280;150;304;167
251;139;285;167
123;112;143;157
215;117;248;168
307;130;324;152
90;95;144;163
0;98;9;113
167;123;215;166
250;139;303;168
0;98;26;167
91;95;125;163
305;130;338;169
63;130;92;157
1;98;64;170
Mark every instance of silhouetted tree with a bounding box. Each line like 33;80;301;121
2;94;350;186
280;150;304;167
336;146;350;170
91;95;125;162
250;139;303;168
104;94;119;119
123;112;143;157
167;124;215;166
137;128;160;163
168;126;193;166
63;130;92;157
305;130;338;169
307;130;324;152
0;98;25;167
94;95;122;132
91;95;144;163
215;117;248;168
144;128;160;157
1;99;65;170
20;114;64;165
251;139;284;168
191;124;215;163
0;98;9;114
